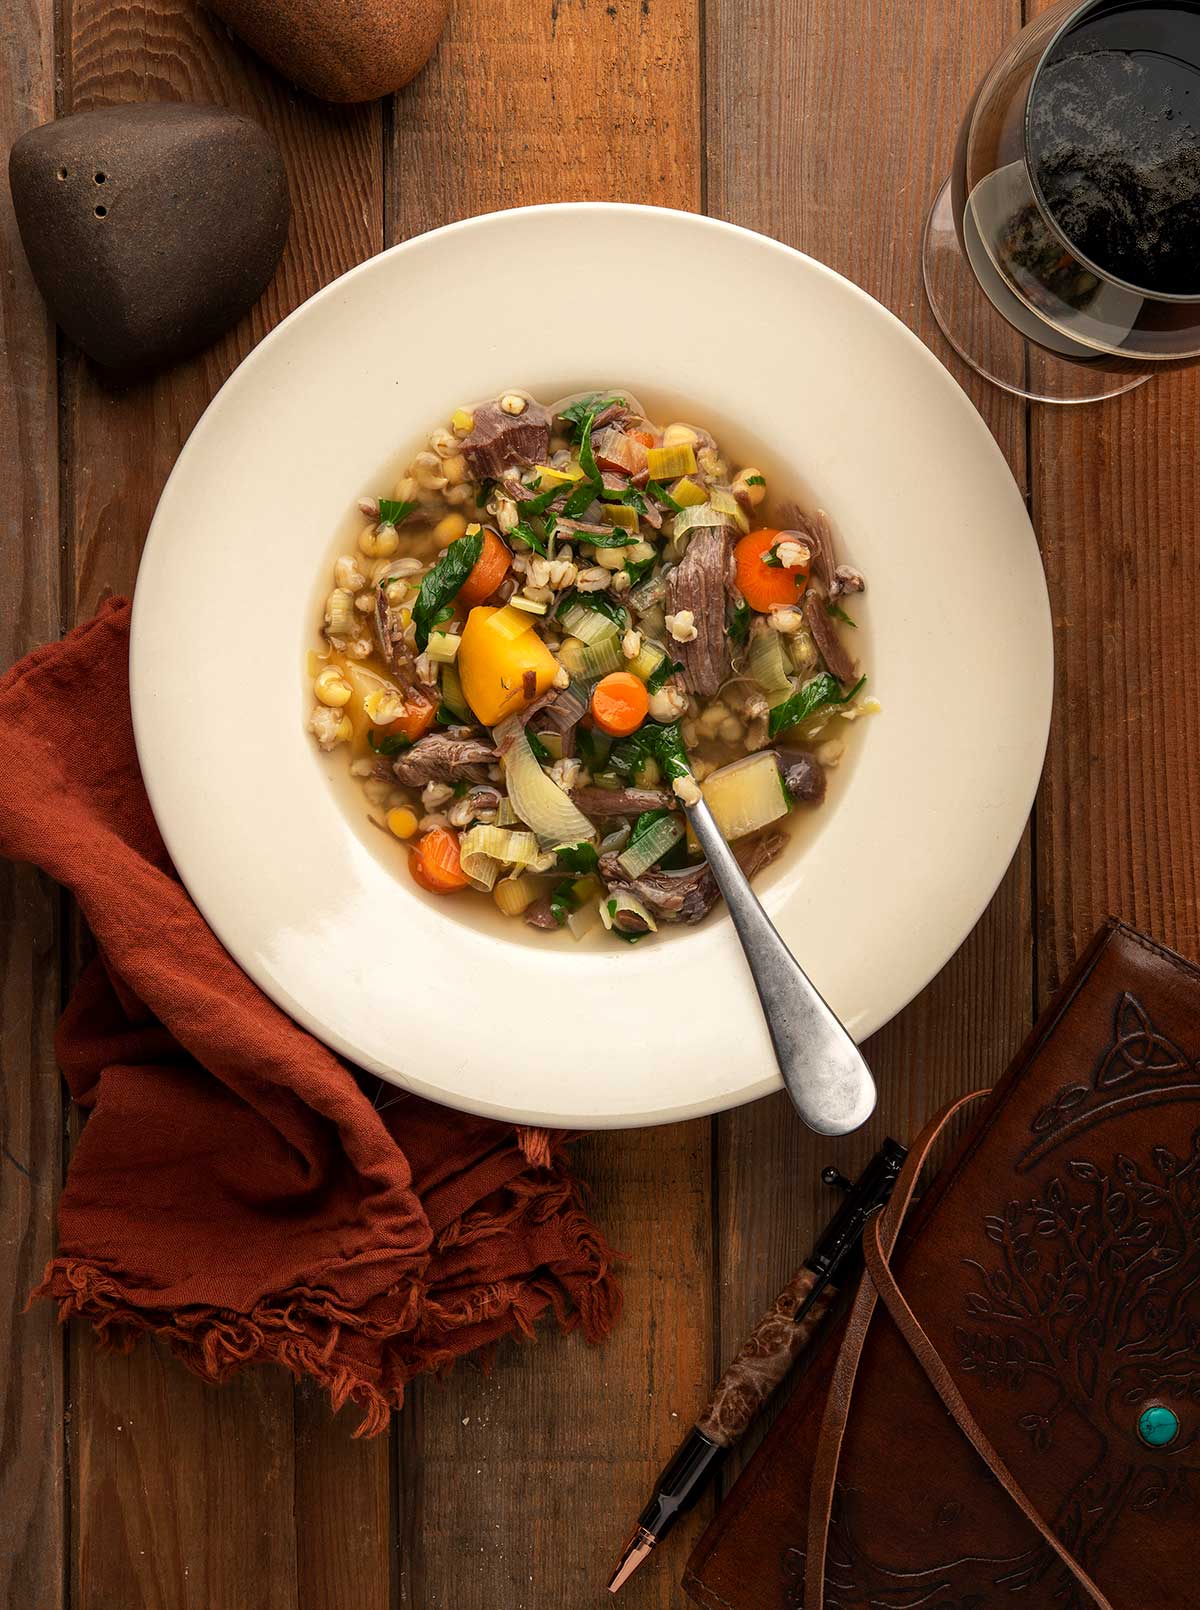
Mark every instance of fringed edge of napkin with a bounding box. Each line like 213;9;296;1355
33;1158;622;1435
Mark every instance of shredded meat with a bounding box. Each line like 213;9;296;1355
779;503;836;593
392;734;496;786
524;896;563;931
461;401;550;481
447;785;503;827
599;830;786;924
553;516;611;538
584;402;635;433
570;786;674;818
665;525;733;697
803;583;858;686
831;564;865;597
777;751;827;805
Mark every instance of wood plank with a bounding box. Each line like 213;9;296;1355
389;4;706;1604
59;5;390;1608
1034;369;1200;995
0;0;66;1604
705;0;1034;1482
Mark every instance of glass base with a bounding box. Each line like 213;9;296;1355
921;178;1150;405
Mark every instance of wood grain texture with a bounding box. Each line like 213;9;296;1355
388;7;705;1602
56;5;390;1609
705;0;1035;1485
0;0;65;1606
1034;370;1200;998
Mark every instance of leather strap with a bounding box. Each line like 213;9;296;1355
804;1093;1114;1610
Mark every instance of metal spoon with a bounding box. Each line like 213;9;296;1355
682;790;877;1137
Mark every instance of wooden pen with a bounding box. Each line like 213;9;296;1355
608;1139;908;1593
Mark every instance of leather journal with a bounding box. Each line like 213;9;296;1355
684;921;1199;1609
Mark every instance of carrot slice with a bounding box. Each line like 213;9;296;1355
409;827;470;893
383;686;438;744
734;528;809;614
458;528;512;606
591;672;650;737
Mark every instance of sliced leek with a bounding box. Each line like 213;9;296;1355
708;485;750;533
645;442;696;480
566;899;602;940
617;814;684;878
439;660;471;722
509;595;548;615
602;502;640;531
749;628;793;700
558;634;624;679
627;639;668;684
669;476;708;507
600;890;658;934
459;824;540;891
426;630;461;664
559;603;620;646
672;502;729;539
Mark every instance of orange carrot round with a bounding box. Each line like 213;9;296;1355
590;672;650;737
458;528;512;606
383;686;438;745
734;528;809;614
409;827;470;894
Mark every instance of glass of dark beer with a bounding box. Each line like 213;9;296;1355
923;0;1200;403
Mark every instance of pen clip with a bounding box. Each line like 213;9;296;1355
794;1138;907;1321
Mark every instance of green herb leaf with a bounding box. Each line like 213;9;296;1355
585;529;637;548
562;476;602;519
475;478;495;508
648;721;691;786
548;876;581;926
623;554;657;587
646;480;684;514
517;482;563;517
412;530;483;651
745;474;766;487
628;808;671;849
526;729;552;765
577;410;601;484
645;656;682;695
762;543;784;569
556;590;628;630
768;673;866;739
728;598;750;645
825;601;857;628
510;520;549;557
559;394;625;442
377;498;417;528
608;727;659;780
556;842;599;874
435;702;460;725
601;484;647;515
576;726;611;771
367;729;411;756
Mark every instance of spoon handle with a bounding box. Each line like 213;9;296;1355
685;796;877;1136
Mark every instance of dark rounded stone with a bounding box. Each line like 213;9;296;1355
207;0;450;103
9;103;290;372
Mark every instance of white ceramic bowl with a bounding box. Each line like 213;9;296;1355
131;203;1051;1128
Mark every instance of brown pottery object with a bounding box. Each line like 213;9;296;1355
9;102;290;372
206;0;451;103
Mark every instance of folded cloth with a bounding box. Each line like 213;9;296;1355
0;600;620;1432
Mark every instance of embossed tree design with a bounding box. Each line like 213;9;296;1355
955;1128;1200;1597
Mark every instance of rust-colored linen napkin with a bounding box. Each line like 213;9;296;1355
0;599;619;1431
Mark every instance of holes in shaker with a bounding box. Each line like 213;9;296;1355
94;171;107;184
94;204;107;218
57;165;69;181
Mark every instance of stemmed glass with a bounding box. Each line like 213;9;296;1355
923;0;1200;404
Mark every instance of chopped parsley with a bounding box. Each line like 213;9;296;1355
602;484;647;515
745;474;766;487
377;498;417;528
644;656;682;695
728;598;750;644
623;553;657;587
555;590;628;630
768;673;866;739
526;729;553;765
646;480;684;514
556;842;599;874
511;520;549;557
558;394;625;442
411;530;482;650
368;729;411;756
826;601;857;628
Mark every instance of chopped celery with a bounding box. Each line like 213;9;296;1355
669;475;708;507
426;630;461;664
646;442;697;480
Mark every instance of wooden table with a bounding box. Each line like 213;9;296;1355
3;0;1196;1604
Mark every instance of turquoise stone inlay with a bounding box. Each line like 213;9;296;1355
1137;1405;1179;1447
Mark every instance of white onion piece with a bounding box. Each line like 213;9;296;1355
493;719;597;847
